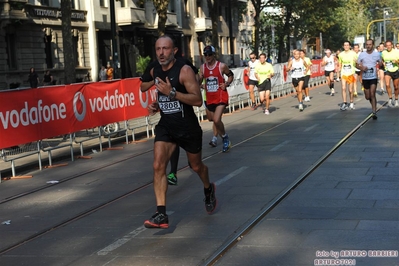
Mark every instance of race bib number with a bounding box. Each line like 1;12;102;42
157;95;182;114
363;68;376;79
291;67;303;78
159;100;182;114
206;77;219;92
385;61;394;70
342;64;352;75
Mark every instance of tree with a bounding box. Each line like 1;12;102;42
250;0;268;55
153;0;170;36
61;0;75;84
206;0;220;56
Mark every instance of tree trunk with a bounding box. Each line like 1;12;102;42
207;0;220;56
61;0;75;84
153;0;170;36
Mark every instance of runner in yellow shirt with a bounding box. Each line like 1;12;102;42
338;41;357;110
254;53;275;115
381;40;399;107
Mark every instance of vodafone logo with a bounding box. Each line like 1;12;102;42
73;92;86;122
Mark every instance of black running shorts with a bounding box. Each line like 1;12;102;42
325;70;334;77
206;103;227;112
292;77;305;88
248;79;258;86
385;70;399;80
154;124;203;154
258;79;271;91
362;79;378;90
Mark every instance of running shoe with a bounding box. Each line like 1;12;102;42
299;103;304;111
395;100;399;107
349;102;355;110
330;89;335;96
222;135;231;152
353;92;358;97
388;99;394;107
264;109;270;115
144;212;169;229
304;96;310;102
167;173;178;186
251;103;256;110
340;103;348;111
209;138;217;147
380;88;386;94
372;112;378;120
204;183;217;214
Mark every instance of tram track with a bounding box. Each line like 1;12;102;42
201;109;383;266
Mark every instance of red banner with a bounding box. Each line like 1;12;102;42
310;59;324;78
0;78;157;149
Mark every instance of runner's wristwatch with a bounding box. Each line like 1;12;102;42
168;87;177;100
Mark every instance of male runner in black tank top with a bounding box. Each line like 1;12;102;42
140;35;217;229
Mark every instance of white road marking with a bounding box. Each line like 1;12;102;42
304;124;318;132
270;140;291;151
326;113;337;119
97;167;248;256
97;211;175;256
215;166;248;186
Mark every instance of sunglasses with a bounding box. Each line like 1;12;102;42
204;53;213;57
250;57;256;59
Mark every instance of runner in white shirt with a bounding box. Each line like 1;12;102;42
322;49;338;96
247;52;259;110
353;44;362;97
356;39;382;119
286;50;309;111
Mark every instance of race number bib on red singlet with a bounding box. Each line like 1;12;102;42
206;77;219;92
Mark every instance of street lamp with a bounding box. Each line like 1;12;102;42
375;7;392;42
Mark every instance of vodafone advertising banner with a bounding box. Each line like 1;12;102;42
0;78;156;149
1;60;324;150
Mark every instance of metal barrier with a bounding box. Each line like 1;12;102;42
74;129;103;156
125;117;150;142
41;134;74;166
147;113;161;137
1;142;42;177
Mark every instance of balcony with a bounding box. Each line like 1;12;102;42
166;12;177;27
117;7;146;25
194;17;212;32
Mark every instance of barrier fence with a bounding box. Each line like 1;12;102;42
0;60;325;177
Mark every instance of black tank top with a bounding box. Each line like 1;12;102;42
153;59;200;130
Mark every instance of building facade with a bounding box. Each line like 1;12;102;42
0;0;248;90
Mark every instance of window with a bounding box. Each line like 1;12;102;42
100;0;106;7
40;0;50;6
72;35;79;66
120;0;126;8
5;34;17;70
44;34;53;69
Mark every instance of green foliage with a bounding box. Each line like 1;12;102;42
136;55;151;74
237;1;248;23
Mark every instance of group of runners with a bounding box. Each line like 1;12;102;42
247;40;399;118
138;34;399;229
327;40;399;118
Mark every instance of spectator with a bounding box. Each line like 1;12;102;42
42;70;53;86
106;62;114;80
99;66;107;81
28;67;39;88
